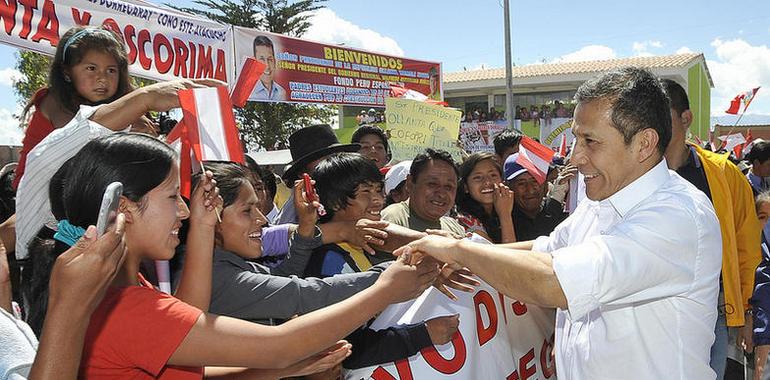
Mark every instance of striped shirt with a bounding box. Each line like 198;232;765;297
15;105;113;259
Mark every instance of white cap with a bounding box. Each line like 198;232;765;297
384;160;412;194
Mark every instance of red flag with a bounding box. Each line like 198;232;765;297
742;129;754;158
558;134;568;157
166;120;196;198
726;95;742;114
179;86;245;164
230;58;267;108
518;136;555;184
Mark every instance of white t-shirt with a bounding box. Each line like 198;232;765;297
533;159;722;379
0;308;37;379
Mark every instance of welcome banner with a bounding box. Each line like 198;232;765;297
234;26;442;106
0;0;235;82
344;279;556;380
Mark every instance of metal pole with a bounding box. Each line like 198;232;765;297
503;0;516;131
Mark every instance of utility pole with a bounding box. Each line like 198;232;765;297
503;0;516;131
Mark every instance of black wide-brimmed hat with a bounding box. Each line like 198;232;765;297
282;124;360;183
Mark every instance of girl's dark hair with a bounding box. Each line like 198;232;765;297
22;133;175;335
312;153;383;223
456;152;504;243
193;161;252;209
21;26;133;124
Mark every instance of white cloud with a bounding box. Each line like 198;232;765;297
302;9;404;57
0;68;20;87
707;38;770;115
632;40;664;57
0;107;22;146
675;46;694;54
551;45;616;63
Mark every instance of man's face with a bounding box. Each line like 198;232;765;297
358;134;388;168
430;75;439;94
664;107;691;158
408;160;457;222
753;159;770;177
571;99;654;201
508;172;546;216
254;45;276;87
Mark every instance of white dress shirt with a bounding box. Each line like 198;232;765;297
533;159;722;379
15;105;112;259
252;80;286;101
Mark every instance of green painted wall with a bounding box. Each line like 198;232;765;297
687;63;711;140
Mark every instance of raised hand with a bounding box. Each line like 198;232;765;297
48;214;127;316
189;170;223;227
493;182;514;216
349;219;389;254
376;250;439;304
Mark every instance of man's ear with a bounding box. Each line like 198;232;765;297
636;128;661;163
681;110;693;129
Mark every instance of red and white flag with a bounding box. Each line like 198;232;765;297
719;132;746;155
518;136;554;184
741;129;754;158
179;86;245;164
726;87;760;114
558;134;568;157
389;84;448;106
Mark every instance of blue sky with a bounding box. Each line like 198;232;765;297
0;0;768;143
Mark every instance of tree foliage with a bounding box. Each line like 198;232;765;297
13;51;50;111
172;0;333;149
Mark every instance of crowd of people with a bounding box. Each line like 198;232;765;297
2;25;770;380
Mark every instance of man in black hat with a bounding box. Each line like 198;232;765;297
276;124;360;224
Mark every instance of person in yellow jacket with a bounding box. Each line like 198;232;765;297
662;79;761;378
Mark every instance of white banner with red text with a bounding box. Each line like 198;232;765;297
0;0;235;82
344;279;556;380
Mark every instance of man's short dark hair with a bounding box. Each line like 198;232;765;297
351;125;389;153
661;79;690;116
312;152;383;222
748;139;770;164
574;67;672;155
253;35;275;56
410;148;459;183
493;130;522;156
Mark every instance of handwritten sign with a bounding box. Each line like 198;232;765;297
385;98;463;162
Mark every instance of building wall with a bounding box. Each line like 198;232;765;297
688;63;711;140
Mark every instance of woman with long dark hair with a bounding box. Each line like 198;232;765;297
456;152;516;243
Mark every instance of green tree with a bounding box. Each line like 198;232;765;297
173;0;335;150
13;51;51;111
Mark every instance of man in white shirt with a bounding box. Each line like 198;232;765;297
251;35;286;101
402;67;722;379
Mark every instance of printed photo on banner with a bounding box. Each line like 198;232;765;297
233;26;442;107
0;0;235;82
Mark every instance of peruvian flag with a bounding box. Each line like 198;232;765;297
726;87;760;114
518;136;555;184
230;57;267;108
741;129;755;158
719;132;746;155
179;86;245;164
389;84;448;106
558;134;568;157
